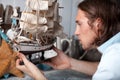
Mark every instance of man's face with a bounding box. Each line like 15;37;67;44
75;9;98;50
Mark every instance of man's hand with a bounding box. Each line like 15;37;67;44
44;46;71;69
16;53;47;80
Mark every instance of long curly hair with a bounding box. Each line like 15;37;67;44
78;0;120;46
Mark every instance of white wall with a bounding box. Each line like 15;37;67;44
0;0;83;37
0;0;25;10
58;0;72;37
58;0;82;37
70;0;83;36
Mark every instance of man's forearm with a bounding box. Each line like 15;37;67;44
70;58;99;76
35;77;47;80
34;74;47;80
33;70;47;80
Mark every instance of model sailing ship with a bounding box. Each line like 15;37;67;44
6;0;63;56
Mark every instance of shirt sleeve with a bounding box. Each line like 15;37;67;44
92;43;120;80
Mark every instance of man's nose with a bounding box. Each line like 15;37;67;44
74;26;79;36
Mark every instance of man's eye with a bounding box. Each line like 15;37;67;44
76;21;81;26
77;23;81;26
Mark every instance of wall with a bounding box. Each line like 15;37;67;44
0;0;25;9
69;0;83;37
0;0;83;37
58;0;83;37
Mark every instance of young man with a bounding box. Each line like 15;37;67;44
15;0;120;80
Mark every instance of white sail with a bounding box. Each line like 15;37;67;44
26;0;49;10
20;12;48;33
20;22;48;33
20;12;47;24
